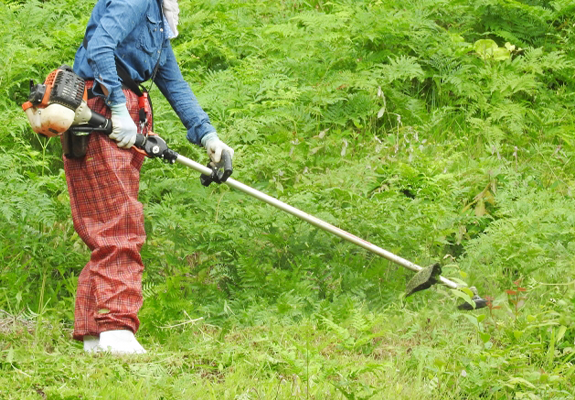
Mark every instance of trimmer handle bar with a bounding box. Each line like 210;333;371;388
132;133;232;185
199;151;233;186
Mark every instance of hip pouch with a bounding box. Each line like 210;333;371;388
62;130;90;159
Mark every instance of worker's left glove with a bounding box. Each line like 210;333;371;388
109;103;137;149
202;132;234;163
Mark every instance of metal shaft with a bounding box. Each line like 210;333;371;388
176;155;459;290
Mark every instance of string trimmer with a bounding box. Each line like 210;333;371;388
22;65;487;310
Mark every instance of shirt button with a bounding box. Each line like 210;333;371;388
157;50;160;54
160;28;163;32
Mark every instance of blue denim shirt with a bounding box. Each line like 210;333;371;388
73;0;216;145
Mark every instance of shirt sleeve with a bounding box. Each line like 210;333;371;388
85;0;150;106
154;42;216;146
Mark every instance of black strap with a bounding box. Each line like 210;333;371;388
116;61;145;97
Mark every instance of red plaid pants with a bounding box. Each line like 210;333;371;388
63;81;152;341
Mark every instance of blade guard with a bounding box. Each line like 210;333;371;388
405;263;442;297
200;150;233;186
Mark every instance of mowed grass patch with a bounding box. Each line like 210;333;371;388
2;294;575;399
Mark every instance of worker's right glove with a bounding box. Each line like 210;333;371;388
109;103;137;149
202;132;234;164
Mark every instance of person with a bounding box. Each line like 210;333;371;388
66;0;234;354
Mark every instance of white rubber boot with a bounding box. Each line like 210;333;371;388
98;330;147;355
83;335;100;353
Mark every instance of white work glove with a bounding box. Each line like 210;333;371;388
109;103;137;149
202;132;234;163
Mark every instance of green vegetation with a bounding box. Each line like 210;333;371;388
1;0;575;398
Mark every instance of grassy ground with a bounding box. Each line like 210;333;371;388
2;288;574;399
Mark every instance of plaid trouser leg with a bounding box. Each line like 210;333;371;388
64;84;150;341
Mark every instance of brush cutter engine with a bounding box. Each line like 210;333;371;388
20;66;186;163
22;65;111;138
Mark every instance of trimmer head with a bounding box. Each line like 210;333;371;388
405;263;442;297
457;286;488;310
405;265;488;311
